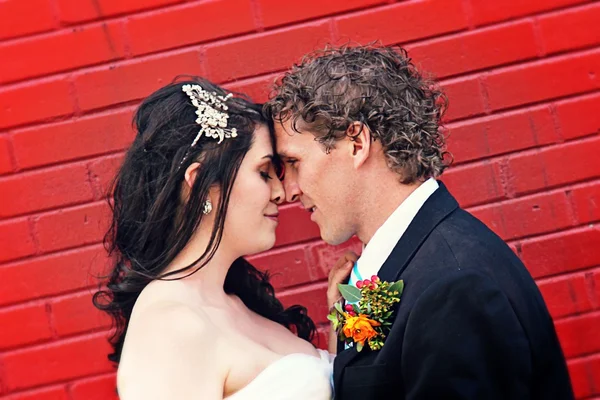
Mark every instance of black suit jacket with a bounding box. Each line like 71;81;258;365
333;182;574;400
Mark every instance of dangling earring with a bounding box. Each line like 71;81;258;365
202;199;213;215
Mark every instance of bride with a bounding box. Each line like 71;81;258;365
94;77;343;399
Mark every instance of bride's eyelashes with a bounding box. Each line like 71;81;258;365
260;170;273;181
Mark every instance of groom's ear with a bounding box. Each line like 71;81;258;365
346;122;372;169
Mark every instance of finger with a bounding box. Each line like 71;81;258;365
331;261;354;281
343;251;359;263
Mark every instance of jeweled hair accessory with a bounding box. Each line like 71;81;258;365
182;84;238;146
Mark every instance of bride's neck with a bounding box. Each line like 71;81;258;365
162;224;238;294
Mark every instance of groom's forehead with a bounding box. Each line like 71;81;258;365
275;132;311;158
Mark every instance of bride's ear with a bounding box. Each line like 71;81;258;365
184;162;201;190
347;122;372;169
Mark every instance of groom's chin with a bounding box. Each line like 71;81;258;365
319;228;352;246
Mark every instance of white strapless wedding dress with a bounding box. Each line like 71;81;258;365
226;349;334;400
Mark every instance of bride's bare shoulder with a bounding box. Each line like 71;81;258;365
117;287;225;399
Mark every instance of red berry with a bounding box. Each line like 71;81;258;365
363;279;371;286
348;311;356;316
371;275;380;283
356;281;363;289
345;304;354;312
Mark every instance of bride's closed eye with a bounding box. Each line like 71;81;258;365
260;170;273;181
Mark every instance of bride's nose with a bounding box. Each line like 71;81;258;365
271;175;285;205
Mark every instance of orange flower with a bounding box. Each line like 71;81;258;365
342;314;381;345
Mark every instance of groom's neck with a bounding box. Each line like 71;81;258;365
356;178;422;245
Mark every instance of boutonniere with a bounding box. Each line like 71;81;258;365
328;276;403;352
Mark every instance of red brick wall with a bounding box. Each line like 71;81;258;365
0;0;599;398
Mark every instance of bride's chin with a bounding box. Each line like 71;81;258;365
247;233;277;256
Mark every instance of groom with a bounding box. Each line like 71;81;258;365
265;44;574;399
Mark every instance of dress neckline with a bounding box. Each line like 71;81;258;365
225;351;329;399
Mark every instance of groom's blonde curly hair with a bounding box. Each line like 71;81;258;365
264;43;452;184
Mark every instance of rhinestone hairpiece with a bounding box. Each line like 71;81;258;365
182;84;237;146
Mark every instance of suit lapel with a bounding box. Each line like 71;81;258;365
333;182;459;395
377;182;458;283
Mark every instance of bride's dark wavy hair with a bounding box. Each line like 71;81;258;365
93;76;316;364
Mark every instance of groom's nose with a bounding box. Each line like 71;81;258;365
284;176;301;203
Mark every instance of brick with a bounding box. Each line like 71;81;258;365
538;273;594;319
70;374;118;400
88;154;124;198
335;0;467;46
259;0;385;28
408;20;537;79
274;204;321;247
555;312;600;358
12;108;134;170
485;49;600;111
0;0;56;40
206;21;331;83
0;303;52;350
0;135;15;174
225;73;278;103
441;76;486;121
521;226;600;278
469;204;505;238
570;181;600;224
0;245;109;306
445;119;488;164
540;3;600;55
3;385;70;400
542;136;600;187
249;246;313;289
2;333;113;391
555;93;600;140
442;162;503;207
447;105;557;164
73;51;201;112
279;282;329;325
0;23;126;85
0;218;36;263
126;0;255;56
56;0;184;24
501;191;574;239
503;151;548;196
469;0;590;27
567;357;594;399
0;163;94;218
36;202;110;253
486;106;557;152
51;291;111;337
589;355;600;398
0;79;74;130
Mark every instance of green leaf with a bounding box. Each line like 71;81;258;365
356;341;364;352
334;302;344;314
327;313;338;323
388;280;404;296
338;283;362;303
